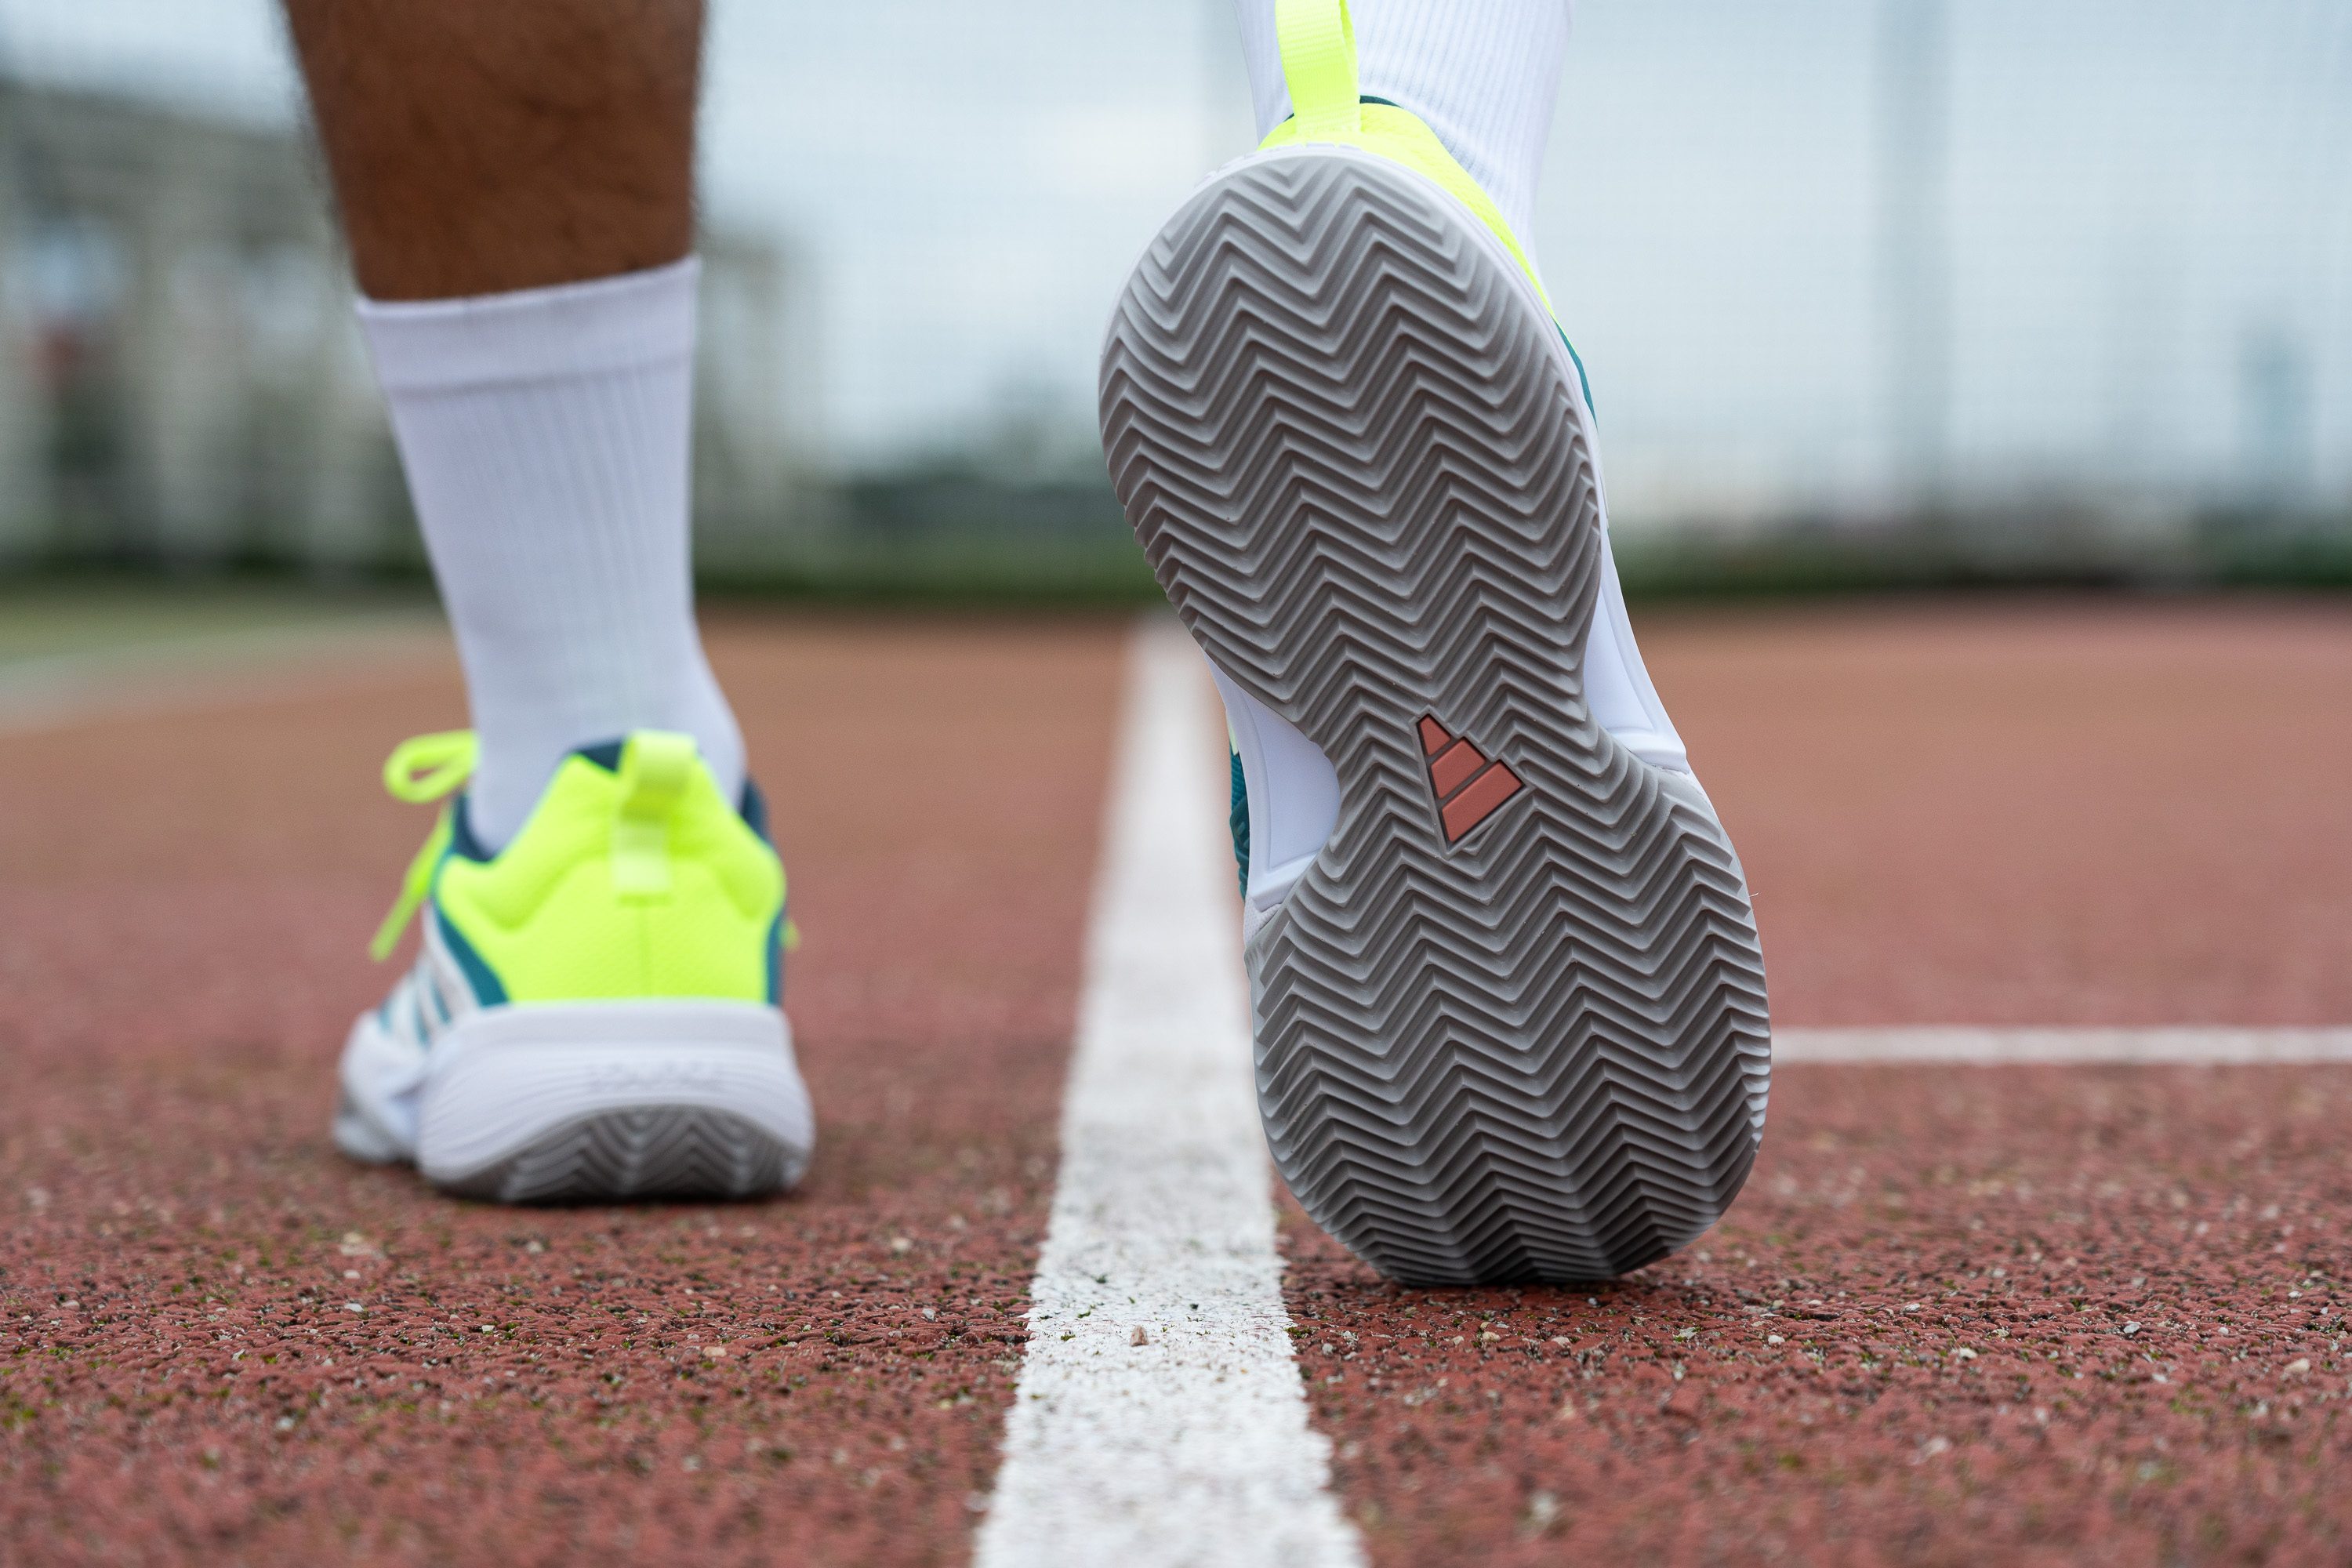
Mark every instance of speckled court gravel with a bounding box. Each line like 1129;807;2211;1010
0;615;1124;1566
5;601;2351;1566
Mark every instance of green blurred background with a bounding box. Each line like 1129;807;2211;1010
0;0;2346;616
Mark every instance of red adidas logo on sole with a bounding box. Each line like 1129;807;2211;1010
1417;715;1526;845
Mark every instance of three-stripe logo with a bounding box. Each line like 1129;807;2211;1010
1416;715;1526;845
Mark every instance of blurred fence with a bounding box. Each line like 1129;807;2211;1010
1545;0;2352;586
0;1;2345;597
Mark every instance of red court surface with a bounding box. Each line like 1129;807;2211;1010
1286;599;2352;1566
0;616;1126;1566
5;598;2352;1565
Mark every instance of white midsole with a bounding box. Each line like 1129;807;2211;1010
339;1000;815;1186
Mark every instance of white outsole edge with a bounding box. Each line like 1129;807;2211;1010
377;1000;813;1190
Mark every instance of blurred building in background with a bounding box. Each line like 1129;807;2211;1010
0;79;820;576
0;0;2346;595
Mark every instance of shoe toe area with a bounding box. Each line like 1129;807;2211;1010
332;1009;428;1166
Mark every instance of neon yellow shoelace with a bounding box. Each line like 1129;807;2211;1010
368;731;478;961
361;729;800;963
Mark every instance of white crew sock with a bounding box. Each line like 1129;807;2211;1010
1233;0;1572;254
357;257;742;849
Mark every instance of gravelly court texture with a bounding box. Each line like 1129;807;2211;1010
0;615;1125;1566
5;599;2351;1566
1283;601;2352;1566
1287;1064;2352;1566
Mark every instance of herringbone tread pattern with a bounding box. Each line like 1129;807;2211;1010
1100;149;1771;1284
439;1108;802;1204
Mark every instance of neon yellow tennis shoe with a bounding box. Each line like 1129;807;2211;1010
1099;0;1770;1284
333;729;814;1201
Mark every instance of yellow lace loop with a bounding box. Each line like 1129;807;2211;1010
1276;0;1359;139
383;730;480;804
368;731;478;960
611;731;698;898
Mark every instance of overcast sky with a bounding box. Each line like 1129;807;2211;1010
2;0;2346;521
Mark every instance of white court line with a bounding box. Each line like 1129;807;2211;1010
975;619;2342;1563
975;621;1363;1568
0;622;445;739
1775;1026;2352;1064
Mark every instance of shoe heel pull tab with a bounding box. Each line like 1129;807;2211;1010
1277;0;1360;140
612;730;698;899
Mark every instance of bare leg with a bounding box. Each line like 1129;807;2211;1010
281;0;702;300
279;0;742;848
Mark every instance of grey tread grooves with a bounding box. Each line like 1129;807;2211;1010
437;1107;802;1204
1099;149;1771;1285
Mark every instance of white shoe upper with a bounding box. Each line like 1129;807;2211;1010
332;916;481;1164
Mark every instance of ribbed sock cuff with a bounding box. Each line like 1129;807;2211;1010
356;257;700;394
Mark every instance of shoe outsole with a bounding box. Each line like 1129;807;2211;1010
342;1000;816;1206
1100;149;1772;1284
435;1106;804;1204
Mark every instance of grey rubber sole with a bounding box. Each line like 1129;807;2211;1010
434;1107;805;1205
1100;148;1772;1285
